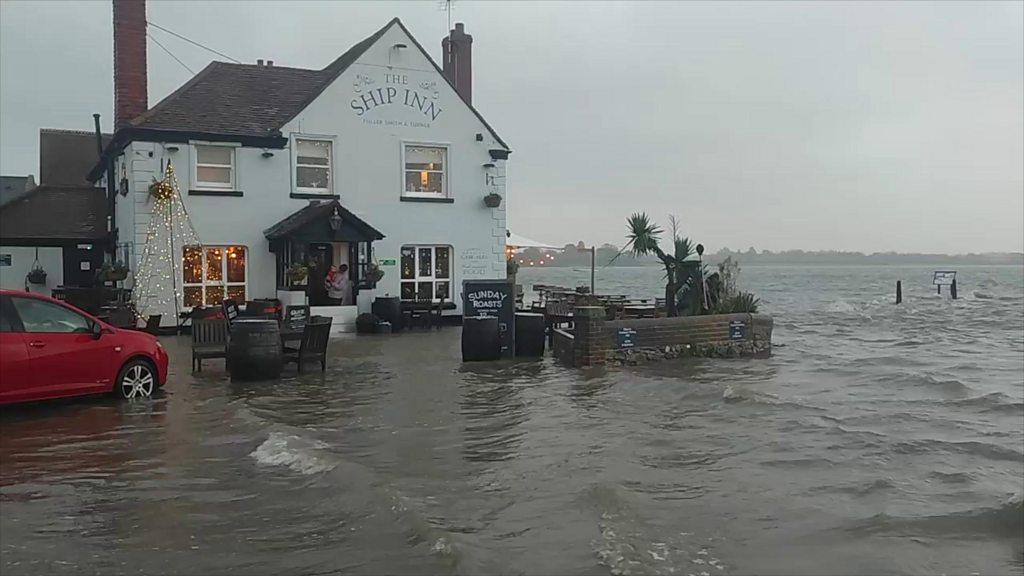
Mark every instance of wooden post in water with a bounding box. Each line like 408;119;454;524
896;280;902;304
951;278;958;300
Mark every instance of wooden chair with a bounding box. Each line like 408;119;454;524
283;316;332;373
108;306;137;329
192;318;229;372
143;314;162;334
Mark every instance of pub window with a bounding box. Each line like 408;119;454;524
183;245;247;307
193;144;234;190
400;245;451;301
402;144;448;198
294;138;332;193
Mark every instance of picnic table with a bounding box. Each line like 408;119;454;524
401;299;456;329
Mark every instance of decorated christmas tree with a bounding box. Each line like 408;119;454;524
131;161;202;324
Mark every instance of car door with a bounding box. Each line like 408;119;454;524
0;296;35;404
9;296;116;399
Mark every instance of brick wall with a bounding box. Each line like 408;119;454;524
570;306;773;367
551;328;574;365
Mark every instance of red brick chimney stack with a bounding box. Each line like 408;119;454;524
113;0;148;129
442;22;472;105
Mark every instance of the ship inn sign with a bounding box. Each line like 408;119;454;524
350;72;443;127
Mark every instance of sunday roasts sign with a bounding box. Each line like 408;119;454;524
463;280;515;358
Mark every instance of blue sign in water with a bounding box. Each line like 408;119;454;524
617;327;637;349
729;320;746;340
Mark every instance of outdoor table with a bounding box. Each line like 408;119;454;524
400;300;456;329
622;304;657;318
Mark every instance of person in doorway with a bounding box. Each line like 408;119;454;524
337;264;352;305
325;264;351;305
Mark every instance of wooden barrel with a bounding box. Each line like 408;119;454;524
227;319;282;380
514;312;545;357
372;296;403;332
462;316;500;362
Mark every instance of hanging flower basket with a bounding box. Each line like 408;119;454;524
148;177;174;200
483;193;503;208
98;261;130;282
26;268;47;285
286;262;309;287
366;263;385;283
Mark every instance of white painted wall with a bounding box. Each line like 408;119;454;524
114;21;508;323
0;245;63;295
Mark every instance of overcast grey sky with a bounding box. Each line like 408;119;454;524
1;1;1021;253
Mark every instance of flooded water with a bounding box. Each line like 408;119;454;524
2;265;1022;575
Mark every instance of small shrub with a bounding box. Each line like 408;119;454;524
715;292;759;314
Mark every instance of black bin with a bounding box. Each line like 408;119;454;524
462;316;500;361
372;296;403;332
228;319;283;380
514;312;545;357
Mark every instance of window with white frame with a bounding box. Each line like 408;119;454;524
182;245;247;307
400;245;451;301
294;138;332;193
402;145;447;198
193;144;234;189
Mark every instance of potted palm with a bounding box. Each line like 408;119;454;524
618;213;699;317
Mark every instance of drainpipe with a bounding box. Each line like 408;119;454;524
94;113;116;260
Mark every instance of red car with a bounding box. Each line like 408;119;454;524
0;289;168;405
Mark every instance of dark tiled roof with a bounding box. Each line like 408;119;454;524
39;129;111;186
0;186;107;241
131;19;393;137
264;200;384;242
131;63;330;136
126;18;508;150
0;175;36;208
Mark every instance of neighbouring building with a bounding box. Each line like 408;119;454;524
90;0;510;330
0;130;112;294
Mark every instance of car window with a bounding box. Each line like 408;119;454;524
10;297;92;334
0;297;15;332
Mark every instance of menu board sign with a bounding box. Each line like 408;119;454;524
463;279;515;358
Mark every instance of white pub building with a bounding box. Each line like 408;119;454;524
92;1;510;331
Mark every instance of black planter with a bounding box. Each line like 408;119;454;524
483;193;502;208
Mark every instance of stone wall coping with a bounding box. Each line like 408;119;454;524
605;313;772;330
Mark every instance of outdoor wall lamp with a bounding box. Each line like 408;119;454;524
165;145;179;153
329;207;342;231
261;150;274;158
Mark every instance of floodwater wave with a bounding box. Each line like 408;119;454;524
1;264;1021;575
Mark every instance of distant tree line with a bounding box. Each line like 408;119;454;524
512;245;1022;267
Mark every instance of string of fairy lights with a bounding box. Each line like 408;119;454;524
131;161;203;321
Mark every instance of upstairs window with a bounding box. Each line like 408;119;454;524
403;145;447;198
193;144;234;190
295;139;332;193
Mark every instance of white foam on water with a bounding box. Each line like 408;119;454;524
250;431;336;475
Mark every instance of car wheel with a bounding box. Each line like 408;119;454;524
117;359;156;400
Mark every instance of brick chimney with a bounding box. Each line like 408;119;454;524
441;22;472;105
113;0;147;129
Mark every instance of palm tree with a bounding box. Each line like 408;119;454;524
620;213;698;317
